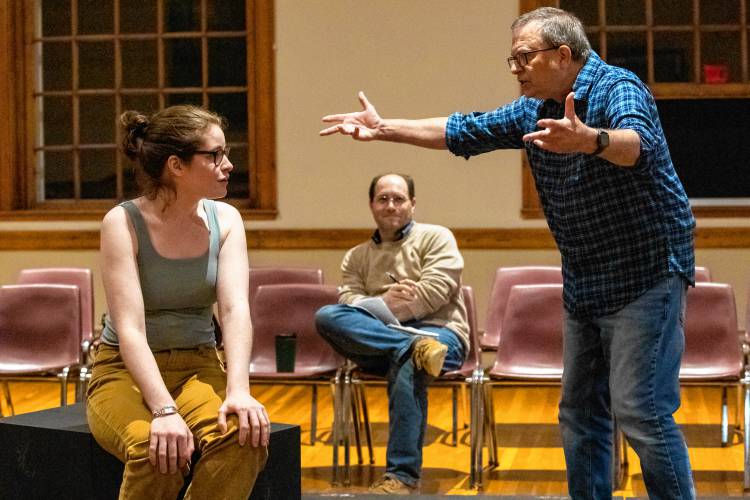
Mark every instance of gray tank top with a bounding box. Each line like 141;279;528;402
100;199;220;351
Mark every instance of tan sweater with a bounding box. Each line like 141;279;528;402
339;222;469;353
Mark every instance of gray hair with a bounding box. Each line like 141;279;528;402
511;7;591;62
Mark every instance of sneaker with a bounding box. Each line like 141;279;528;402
368;475;416;495
411;337;447;377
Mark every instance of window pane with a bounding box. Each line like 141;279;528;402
209;93;247;143
79;41;114;89
81;149;117;199
121;0;156;33
701;31;740;83
165;0;201;32
80;95;115;144
207;1;246;31
42;96;72;145
42;0;70;36
653;0;692;25
654;32;693;82
42;151;74;199
122;94;159;115
606;0;645;25
606;32;647;81
167;93;203;106
700;0;740;24
42;42;71;91
165;38;202;87
559;0;599;26
208;38;246;86
78;0;113;35
225;145;249;199
121;40;158;88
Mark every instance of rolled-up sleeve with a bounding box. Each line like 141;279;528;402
605;79;662;173
445;99;530;159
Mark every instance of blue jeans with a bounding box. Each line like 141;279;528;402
559;275;695;499
315;304;465;486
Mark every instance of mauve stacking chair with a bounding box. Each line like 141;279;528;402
480;266;562;350
16;267;95;400
0;284;82;416
679;283;746;474
248;283;342;446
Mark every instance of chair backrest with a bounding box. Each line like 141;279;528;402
482;266;563;349
249;266;324;306
680;282;743;380
694;266;712;282
0;284;81;372
459;285;481;371
16;268;94;346
249;283;342;374
491;284;564;380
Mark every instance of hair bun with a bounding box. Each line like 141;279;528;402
120;111;149;160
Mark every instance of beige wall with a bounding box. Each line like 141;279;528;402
1;1;748;329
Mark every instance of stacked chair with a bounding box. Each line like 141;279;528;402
0;284;82;416
247;281;343;447
15;267;95;401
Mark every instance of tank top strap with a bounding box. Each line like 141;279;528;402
119;200;156;256
202;199;220;286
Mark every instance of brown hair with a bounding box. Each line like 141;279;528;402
120;105;227;199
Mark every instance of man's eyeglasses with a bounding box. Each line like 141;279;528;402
507;46;560;70
194;147;230;167
374;194;409;207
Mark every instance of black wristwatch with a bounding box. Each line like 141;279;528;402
593;129;609;156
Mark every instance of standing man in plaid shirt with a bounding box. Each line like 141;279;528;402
320;7;695;500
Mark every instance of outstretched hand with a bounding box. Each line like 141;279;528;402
320;91;382;141
522;92;596;154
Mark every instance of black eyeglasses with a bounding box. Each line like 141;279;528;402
194;147;230;167
507;46;560;69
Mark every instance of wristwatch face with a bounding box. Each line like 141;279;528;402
598;129;610;148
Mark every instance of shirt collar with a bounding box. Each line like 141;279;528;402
371;220;415;244
539;51;603;121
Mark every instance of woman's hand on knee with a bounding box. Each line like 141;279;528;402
149;414;195;475
218;393;270;448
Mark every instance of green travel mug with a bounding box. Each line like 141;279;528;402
275;333;297;372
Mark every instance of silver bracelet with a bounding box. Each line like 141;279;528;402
152;405;179;418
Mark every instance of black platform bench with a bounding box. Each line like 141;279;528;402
0;403;300;500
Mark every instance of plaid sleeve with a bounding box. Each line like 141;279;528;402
605;79;661;172
445;99;531;159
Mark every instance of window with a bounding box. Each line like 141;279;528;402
0;0;276;219
521;0;750;218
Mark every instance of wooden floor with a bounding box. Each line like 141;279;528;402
2;381;748;496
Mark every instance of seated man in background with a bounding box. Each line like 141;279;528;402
315;173;468;495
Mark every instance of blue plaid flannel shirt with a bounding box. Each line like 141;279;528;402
446;52;695;318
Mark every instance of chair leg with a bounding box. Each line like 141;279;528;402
460;383;469;429
721;386;730;446
744;379;750;489
350;381;364;465
342;368;352;486
58;367;70;406
451;385;458;446
484;383;498;467
1;381;14;416
355;380;374;464
469;368;485;490
331;370;343;485
311;384;318;446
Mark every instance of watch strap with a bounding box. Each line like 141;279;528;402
152;405;179;418
593;129;609;156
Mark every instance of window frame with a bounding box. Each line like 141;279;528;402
0;0;277;221
520;0;750;218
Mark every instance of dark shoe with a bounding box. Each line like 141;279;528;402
412;337;447;377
